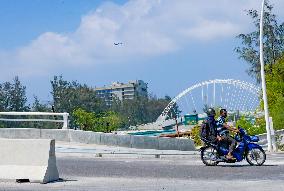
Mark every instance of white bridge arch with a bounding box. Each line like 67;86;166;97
157;79;261;121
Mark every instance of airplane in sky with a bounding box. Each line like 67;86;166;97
114;42;123;46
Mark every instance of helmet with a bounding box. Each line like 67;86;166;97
206;108;216;116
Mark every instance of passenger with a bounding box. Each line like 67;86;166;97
216;109;239;160
204;108;217;143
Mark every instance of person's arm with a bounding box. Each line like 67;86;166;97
224;124;239;133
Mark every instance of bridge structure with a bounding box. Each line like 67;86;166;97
0;112;69;129
137;79;261;130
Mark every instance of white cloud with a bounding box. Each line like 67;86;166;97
179;20;240;41
0;0;283;78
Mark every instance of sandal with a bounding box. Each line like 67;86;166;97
226;154;235;160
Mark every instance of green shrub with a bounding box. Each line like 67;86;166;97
73;108;96;131
236;116;266;135
94;111;123;133
73;108;123;132
190;125;202;146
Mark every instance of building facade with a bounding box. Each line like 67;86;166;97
95;80;148;105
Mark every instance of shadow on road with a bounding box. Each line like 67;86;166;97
218;164;278;168
49;178;78;184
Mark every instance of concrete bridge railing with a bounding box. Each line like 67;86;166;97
0;128;282;151
0;128;196;151
0;112;69;129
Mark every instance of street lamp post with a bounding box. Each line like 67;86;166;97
259;0;276;152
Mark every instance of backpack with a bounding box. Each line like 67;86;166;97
200;119;209;139
200;117;216;141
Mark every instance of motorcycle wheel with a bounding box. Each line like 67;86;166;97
246;148;266;166
201;146;219;166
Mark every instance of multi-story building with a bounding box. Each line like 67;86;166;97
95;80;148;105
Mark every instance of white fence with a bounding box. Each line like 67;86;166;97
0;112;69;129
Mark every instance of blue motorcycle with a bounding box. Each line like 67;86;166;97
200;126;266;166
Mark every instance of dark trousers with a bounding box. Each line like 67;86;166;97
221;134;236;153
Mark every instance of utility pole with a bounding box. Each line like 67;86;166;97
213;81;216;107
259;0;276;152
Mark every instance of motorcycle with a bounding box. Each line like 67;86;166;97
200;126;266;166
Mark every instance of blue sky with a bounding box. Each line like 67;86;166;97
0;0;283;104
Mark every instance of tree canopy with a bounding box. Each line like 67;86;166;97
265;54;284;129
235;1;284;130
235;1;284;83
0;76;29;112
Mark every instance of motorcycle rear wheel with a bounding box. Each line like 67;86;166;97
201;146;219;166
246;148;266;166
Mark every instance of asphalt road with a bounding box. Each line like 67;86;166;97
57;155;284;181
1;152;284;191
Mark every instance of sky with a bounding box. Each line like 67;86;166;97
0;0;283;104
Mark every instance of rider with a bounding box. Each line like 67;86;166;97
216;108;239;160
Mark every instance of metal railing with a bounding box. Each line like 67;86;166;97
0;112;69;129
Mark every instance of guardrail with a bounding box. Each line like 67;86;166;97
0;112;69;129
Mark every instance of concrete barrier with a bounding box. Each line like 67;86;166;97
100;133;118;146
258;129;284;145
116;134;131;147
277;130;284;144
69;130;101;144
40;129;70;142
177;138;196;151
0;128;40;139
158;137;180;150
0;139;59;183
131;136;159;149
0;128;197;151
86;132;102;145
157;137;196;151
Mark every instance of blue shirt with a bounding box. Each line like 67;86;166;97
216;116;229;135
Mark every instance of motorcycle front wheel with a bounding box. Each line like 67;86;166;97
246;148;266;166
201;146;219;166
